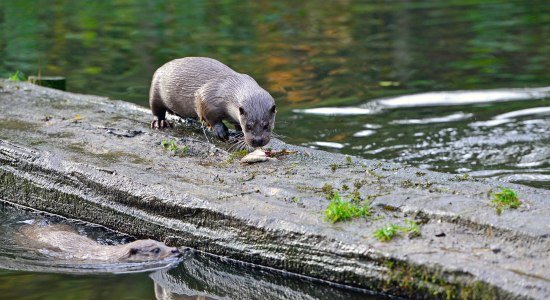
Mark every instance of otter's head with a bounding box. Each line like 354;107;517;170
123;239;180;261
238;93;276;148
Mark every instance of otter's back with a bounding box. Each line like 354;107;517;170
154;57;238;117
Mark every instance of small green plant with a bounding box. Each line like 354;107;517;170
349;190;361;203
492;187;521;214
321;183;334;199
227;149;248;163
455;173;470;181
374;220;422;242
161;139;188;157
402;219;421;238
346;156;352;164
374;224;400;242
8;70;26;81
324;191;371;223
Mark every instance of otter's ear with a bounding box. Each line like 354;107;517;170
129;248;138;256
270;105;276;114
239;107;246;116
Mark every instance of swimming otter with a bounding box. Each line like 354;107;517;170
19;224;179;262
149;57;276;148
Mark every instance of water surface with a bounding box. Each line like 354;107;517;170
1;0;549;188
0;203;377;299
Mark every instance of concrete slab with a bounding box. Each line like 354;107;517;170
1;80;548;299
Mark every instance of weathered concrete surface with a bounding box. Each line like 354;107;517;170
0;80;549;299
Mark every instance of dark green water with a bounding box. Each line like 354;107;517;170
1;0;549;188
0;1;549;298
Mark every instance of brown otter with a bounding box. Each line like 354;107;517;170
149;57;276;148
19;224;179;262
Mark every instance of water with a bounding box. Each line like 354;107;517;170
2;1;548;189
0;203;375;299
0;1;549;297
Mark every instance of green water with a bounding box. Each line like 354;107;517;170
1;0;549;188
0;1;549;298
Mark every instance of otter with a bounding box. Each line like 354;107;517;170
149;57;276;148
19;224;179;262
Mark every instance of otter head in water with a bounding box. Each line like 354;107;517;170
123;239;180;261
238;91;276;148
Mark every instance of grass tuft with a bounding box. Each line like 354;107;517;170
374;220;422;242
492;187;521;214
374;224;400;242
324;191;371;223
8;70;26;82
161;139;188;157
402;219;421;238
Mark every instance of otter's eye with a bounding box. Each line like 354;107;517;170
245;124;252;131
151;247;160;254
263;124;269;130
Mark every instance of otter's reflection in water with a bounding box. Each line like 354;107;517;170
150;251;377;300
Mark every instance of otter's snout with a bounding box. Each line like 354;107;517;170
251;137;267;147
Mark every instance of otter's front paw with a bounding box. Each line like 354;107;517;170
151;119;172;129
213;123;229;141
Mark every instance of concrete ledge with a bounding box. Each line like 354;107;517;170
1;80;548;299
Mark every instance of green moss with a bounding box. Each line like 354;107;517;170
349;190;361;202
227;149;248;163
161;139;188;157
329;157;354;172
381;258;512;299
454;173;470;181
324;191;371;223
401;179;433;190
374;224;400;242
367;169;386;181
374;220;421;242
321;183;334;199
403;219;421;238
491;187;521;214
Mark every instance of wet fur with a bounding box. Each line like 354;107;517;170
19;224;179;262
149;57;276;147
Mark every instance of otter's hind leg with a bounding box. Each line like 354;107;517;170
149;82;172;129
